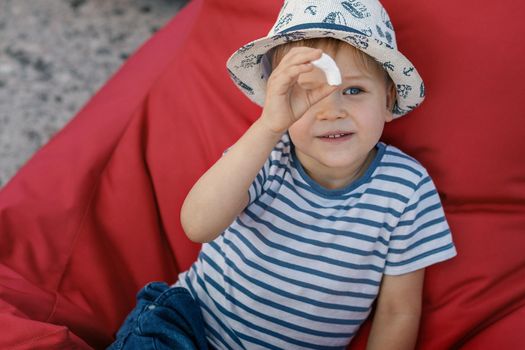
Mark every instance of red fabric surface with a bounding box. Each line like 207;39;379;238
0;0;524;349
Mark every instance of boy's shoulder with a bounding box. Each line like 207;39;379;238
380;143;430;184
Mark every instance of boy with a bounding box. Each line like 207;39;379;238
109;1;457;349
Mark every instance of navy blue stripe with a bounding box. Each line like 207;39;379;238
379;161;423;177
386;243;456;267
397;201;442;227
387;229;451;254
374;174;418;190
249;185;388;245
277;174;362;200
416;202;443;219
204;250;368;313
191;273;281;350
219;274;361;331
238;215;384;273
289;159;362;200
202;251;364;327
419;176;432;188
281;22;365;36
404;201;418;213
275;141;291;150
269;170;412;206
195;272;350;349
255;173;264;188
363;188;411;203
262;188;398;231
384;149;418;163
184;270;240;349
226;227;380;286
420;189;436;202
205;327;233;350
391;216;447;241
245;204;387;258
420;186;439;204
256;194;398;233
269;157;290;168
246;200;382;244
248;186;256;204
266;186;404;218
291;178;410;206
188;264;257;350
204;264;364;328
216;239;376;300
247;193;389;245
275;187;402;215
186;265;239;350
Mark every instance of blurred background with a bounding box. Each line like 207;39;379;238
0;0;188;187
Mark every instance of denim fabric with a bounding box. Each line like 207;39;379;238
108;282;209;350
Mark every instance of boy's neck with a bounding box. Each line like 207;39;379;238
299;147;377;190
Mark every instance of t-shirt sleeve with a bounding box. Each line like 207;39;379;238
247;155;271;205
384;171;457;275
248;135;291;205
222;146;272;206
224;134;290;207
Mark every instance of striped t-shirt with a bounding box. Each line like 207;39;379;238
176;134;457;350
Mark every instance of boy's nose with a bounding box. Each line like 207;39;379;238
316;91;347;121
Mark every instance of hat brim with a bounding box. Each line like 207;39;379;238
226;27;424;118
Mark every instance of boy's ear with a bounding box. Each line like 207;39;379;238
384;83;397;122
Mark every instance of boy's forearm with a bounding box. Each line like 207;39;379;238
366;311;420;350
180;118;283;243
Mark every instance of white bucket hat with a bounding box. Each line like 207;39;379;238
226;0;425;118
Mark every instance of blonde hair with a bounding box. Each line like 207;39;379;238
270;38;391;85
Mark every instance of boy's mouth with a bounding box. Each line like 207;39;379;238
317;131;354;141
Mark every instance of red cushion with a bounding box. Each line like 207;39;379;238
379;1;525;348
0;0;523;349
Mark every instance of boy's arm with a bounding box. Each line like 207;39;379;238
180;119;282;243
366;269;425;350
181;47;333;243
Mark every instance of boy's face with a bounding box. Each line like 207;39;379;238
288;43;395;188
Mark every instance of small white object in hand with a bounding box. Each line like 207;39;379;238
311;53;342;86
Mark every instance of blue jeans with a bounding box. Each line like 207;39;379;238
108;282;209;350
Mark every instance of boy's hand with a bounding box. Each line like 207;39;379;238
260;47;339;134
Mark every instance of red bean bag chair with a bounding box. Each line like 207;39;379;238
0;0;523;349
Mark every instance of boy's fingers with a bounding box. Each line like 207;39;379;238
272;61;315;83
293;83;338;107
278;47;323;68
268;63;314;93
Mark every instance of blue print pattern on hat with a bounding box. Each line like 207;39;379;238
227;68;254;95
305;5;317;15
323;12;348;25
272;31;308;43
344;34;369;50
226;0;425;118
239;54;264;69
237;43;255;54
274;14;294;33
341;1;371;19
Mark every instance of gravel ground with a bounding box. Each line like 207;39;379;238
0;0;188;187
